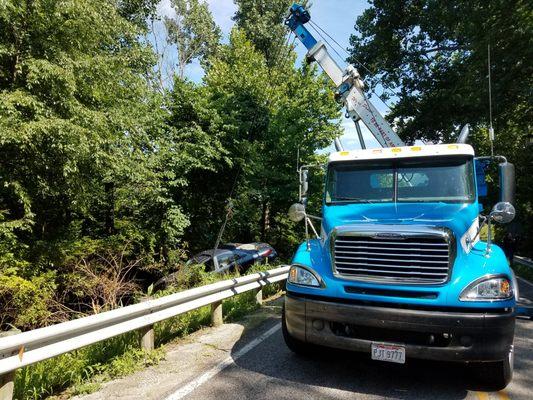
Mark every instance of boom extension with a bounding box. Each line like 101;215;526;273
285;3;404;148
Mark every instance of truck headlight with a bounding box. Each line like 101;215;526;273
288;265;322;287
459;275;513;301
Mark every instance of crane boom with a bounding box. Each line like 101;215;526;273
285;3;404;148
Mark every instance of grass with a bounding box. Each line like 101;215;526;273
13;264;284;400
14;332;166;400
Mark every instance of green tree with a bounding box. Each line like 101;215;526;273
348;0;531;144
233;0;293;66
172;29;340;256
164;0;221;78
0;0;155;263
0;0;189;327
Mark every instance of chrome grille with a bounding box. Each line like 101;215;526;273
332;229;452;284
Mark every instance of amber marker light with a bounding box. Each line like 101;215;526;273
289;267;298;282
500;279;511;296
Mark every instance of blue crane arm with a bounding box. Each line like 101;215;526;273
285;4;318;50
285;3;405;148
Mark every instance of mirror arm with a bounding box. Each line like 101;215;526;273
485;214;494;258
306;217;320;239
472;215;487;244
306;214;322;221
304;217;311;251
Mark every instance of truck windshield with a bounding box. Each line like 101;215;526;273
326;157;475;204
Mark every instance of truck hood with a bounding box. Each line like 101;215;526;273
322;202;478;238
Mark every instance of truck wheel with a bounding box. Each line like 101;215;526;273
282;305;314;356
472;345;514;390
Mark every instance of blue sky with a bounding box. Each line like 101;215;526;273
155;0;387;150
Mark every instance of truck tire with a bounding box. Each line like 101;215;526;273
472;345;514;390
282;305;314;356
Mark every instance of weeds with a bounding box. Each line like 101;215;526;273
13;263;285;399
14;332;164;400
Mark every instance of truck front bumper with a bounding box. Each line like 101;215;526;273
285;293;515;362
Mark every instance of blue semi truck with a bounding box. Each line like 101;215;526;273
282;4;518;390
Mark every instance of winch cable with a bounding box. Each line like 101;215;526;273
308;19;400;97
307;19;399;111
306;22;346;68
303;21;393;137
217;21;295;255
213;170;240;253
306;22;392;111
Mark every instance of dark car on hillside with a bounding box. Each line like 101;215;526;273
154;243;277;291
188;242;277;273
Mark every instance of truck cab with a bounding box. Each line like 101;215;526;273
283;143;517;390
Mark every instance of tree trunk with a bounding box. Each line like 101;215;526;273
261;201;270;241
104;181;115;234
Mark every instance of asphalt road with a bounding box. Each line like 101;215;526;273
182;316;532;400
175;278;533;400
78;279;533;400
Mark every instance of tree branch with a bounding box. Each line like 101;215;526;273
414;45;464;55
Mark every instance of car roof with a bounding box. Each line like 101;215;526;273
191;249;230;258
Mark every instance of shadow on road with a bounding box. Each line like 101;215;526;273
226;312;532;399
227;319;471;399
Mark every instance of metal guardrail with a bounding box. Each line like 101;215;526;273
0;266;289;394
514;255;533;269
513;255;533;320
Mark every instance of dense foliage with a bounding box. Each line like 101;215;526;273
2;0;530;334
0;0;168;328
0;0;340;331
1;1;531;397
348;0;532;253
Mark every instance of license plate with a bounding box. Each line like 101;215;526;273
371;343;406;364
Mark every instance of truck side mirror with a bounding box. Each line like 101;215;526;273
498;161;515;205
490;202;515;224
299;168;309;203
288;203;306;222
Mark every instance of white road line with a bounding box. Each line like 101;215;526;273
164;323;281;400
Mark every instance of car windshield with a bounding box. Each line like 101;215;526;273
326;156;475;204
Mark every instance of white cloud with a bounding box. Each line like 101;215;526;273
206;0;237;36
157;0;237;34
157;0;176;18
157;0;235;35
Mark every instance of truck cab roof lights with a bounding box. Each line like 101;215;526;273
328;143;475;163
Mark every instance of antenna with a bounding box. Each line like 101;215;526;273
296;146;301;174
488;44;494;156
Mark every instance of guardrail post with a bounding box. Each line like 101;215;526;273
139;298;154;351
0;329;20;400
211;301;223;327
139;324;155;352
254;287;263;305
0;370;15;400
